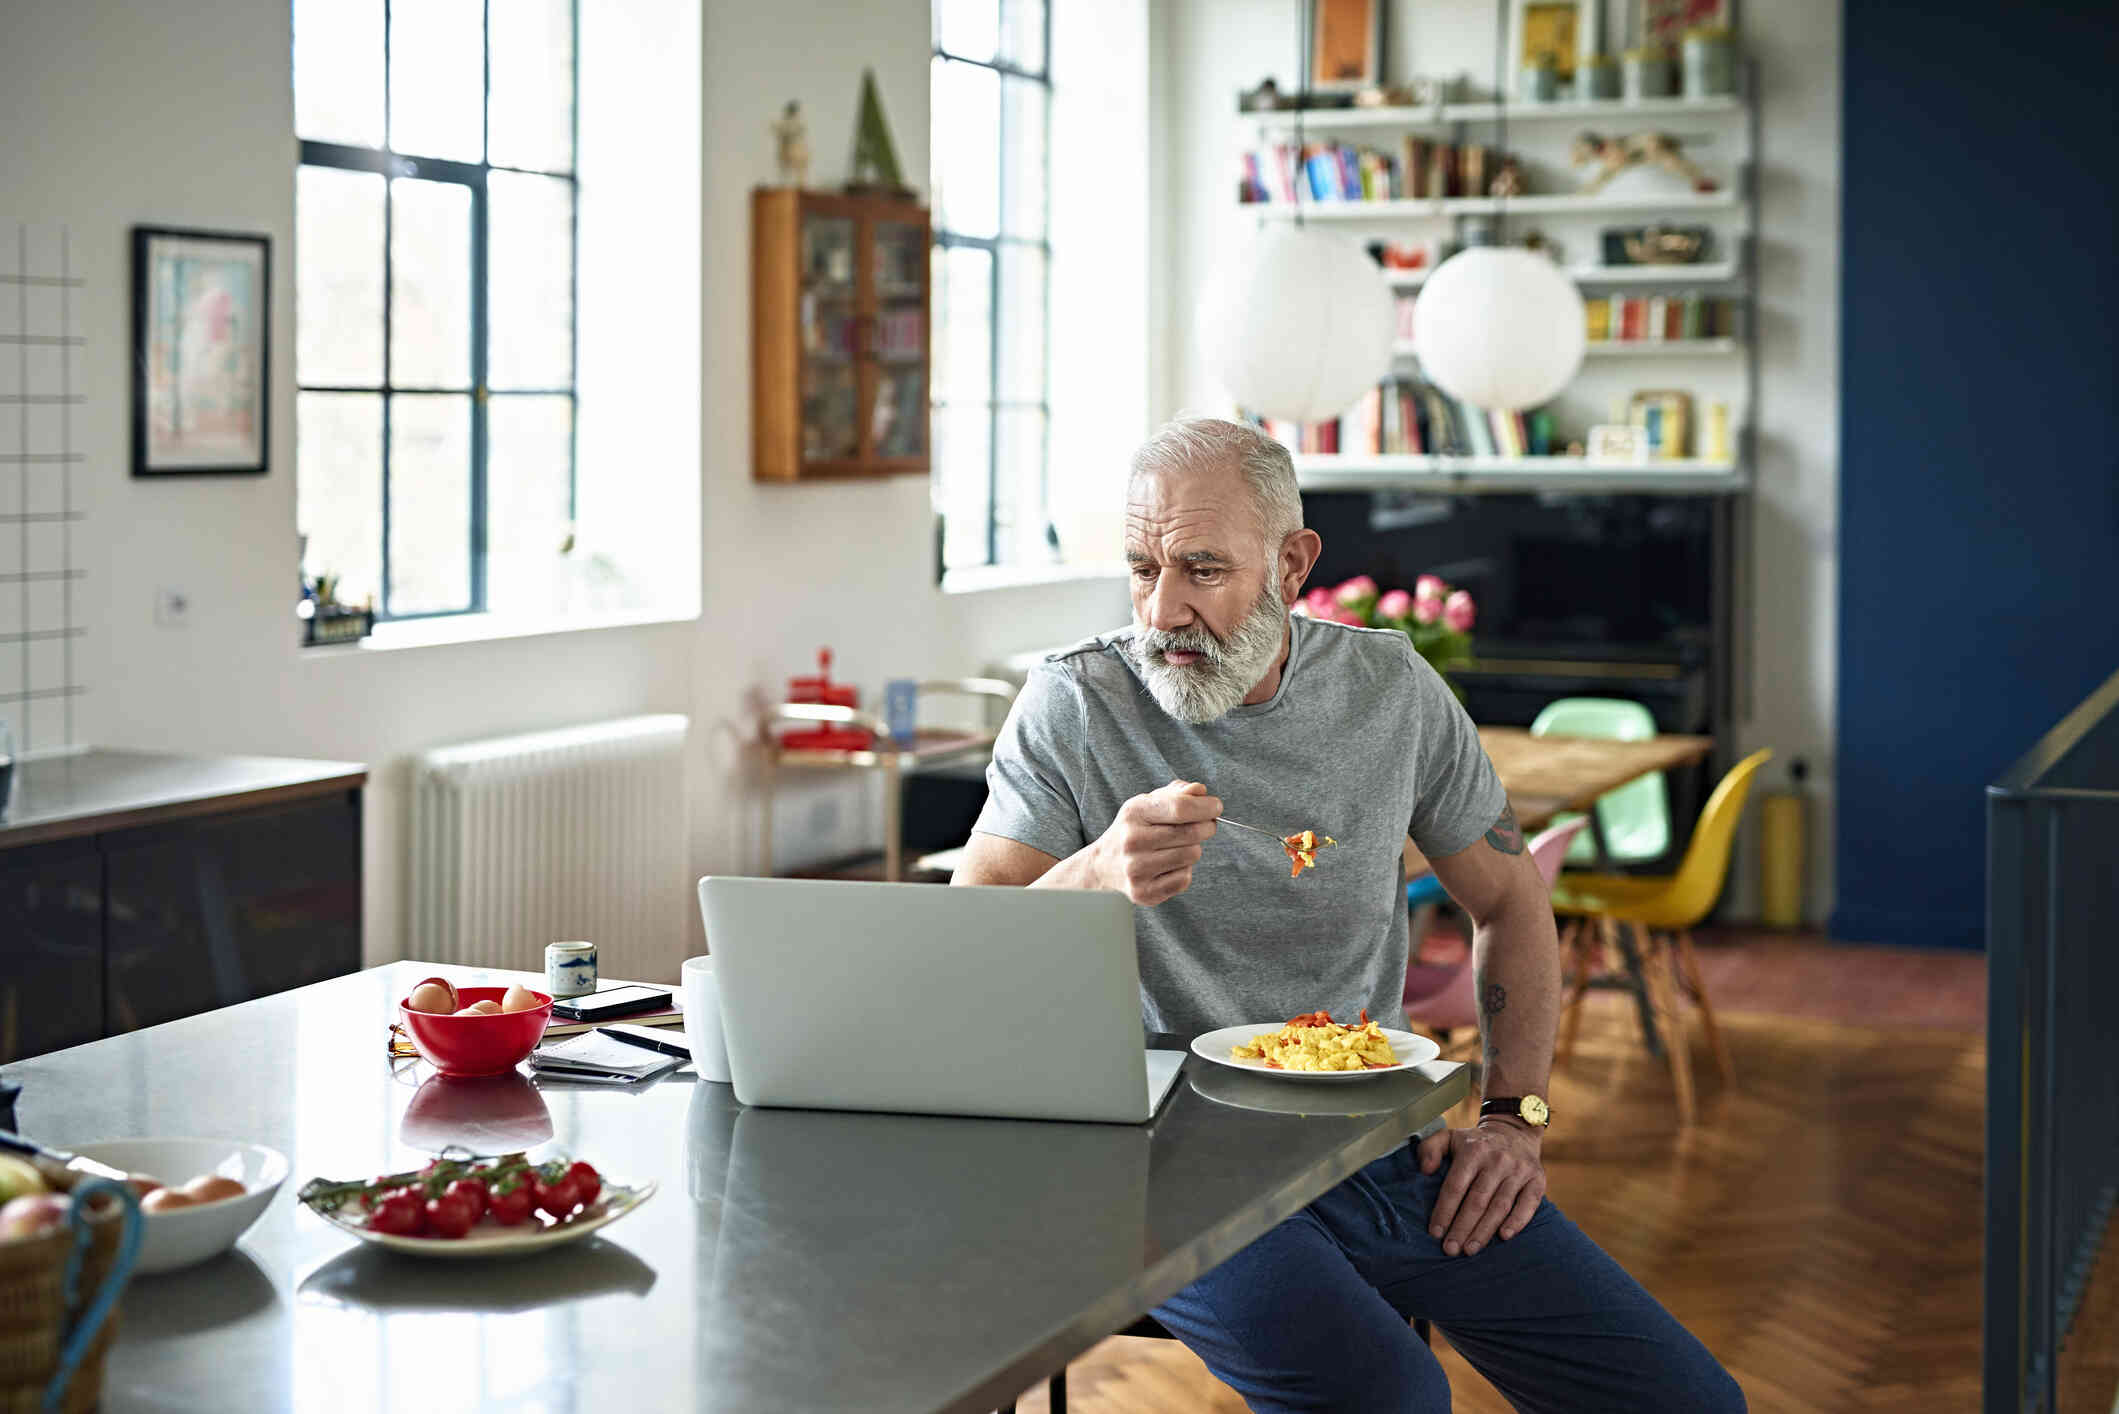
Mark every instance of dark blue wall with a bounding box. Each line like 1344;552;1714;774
1835;2;2119;949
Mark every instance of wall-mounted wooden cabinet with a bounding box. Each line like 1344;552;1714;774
752;188;931;482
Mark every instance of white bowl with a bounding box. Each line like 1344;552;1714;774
70;1138;288;1275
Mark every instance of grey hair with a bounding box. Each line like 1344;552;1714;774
1128;416;1304;550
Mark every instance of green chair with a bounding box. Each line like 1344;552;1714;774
1530;697;1671;866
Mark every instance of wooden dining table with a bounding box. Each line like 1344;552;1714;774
1475;726;1716;838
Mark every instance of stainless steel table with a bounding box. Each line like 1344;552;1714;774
10;961;1467;1413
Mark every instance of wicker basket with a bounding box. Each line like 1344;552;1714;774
0;1186;136;1414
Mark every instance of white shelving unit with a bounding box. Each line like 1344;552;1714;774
1238;64;1761;497
1248;94;1745;132
1291;453;1745;495
1385;257;1743;290
1391;337;1742;359
1252;190;1740;221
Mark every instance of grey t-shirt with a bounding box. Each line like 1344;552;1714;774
972;614;1508;1039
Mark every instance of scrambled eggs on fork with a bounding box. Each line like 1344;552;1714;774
1231;1009;1397;1071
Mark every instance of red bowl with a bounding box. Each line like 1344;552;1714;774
399;986;552;1077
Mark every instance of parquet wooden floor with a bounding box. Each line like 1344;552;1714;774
1008;977;2088;1414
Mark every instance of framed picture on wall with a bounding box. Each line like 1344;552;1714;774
1509;0;1603;85
132;226;270;477
1310;0;1384;93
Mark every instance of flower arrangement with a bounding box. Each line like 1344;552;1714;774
1296;574;1476;679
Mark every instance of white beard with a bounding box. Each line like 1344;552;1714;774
1123;579;1288;724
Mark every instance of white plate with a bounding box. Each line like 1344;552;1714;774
307;1177;656;1259
1191;1023;1441;1080
72;1138;288;1276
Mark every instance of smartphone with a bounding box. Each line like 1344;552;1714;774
549;984;673;1023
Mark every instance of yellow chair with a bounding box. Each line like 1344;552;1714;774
1550;748;1773;1125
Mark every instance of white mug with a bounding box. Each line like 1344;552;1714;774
681;954;731;1084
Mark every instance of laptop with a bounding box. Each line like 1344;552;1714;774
697;877;1186;1124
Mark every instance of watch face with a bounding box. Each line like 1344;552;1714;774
1521;1094;1550;1126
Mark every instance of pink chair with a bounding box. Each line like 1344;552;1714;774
1401;817;1590;1045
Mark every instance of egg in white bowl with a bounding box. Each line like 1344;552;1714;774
71;1138;288;1275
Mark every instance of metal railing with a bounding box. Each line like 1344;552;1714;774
1985;666;2119;1413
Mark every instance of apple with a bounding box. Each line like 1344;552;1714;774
0;1193;70;1239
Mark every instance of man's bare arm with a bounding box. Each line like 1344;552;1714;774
1413;802;1562;1258
952;781;1221;904
1426;802;1560;1105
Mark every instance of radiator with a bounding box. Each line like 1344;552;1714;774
412;714;691;982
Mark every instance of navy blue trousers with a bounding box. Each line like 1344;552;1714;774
1150;1142;1746;1413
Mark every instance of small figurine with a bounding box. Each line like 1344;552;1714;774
1571;129;1718;194
1238;77;1288;112
1489;155;1527;198
772;100;810;188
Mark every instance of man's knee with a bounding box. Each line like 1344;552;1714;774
1310;1330;1451;1413
1687;1358;1746;1414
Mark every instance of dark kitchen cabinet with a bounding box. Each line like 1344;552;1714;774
0;837;103;1059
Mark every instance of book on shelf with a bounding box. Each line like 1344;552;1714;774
1238;136;1521;206
1244;378;1573;464
1588;293;1741;345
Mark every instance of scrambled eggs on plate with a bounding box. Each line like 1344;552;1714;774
1231;1010;1397;1071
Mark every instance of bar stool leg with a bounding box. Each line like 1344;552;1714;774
1049;1368;1066;1412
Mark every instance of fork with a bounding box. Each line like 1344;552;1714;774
1217;815;1339;845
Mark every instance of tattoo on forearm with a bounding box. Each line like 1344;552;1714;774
1482;981;1508;1017
1476;967;1503;1069
1485;804;1524;855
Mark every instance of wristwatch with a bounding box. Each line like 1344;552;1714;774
1479;1095;1551;1129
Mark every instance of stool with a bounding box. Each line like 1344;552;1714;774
1006;1313;1433;1411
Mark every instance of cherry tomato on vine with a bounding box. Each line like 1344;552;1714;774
563;1161;601;1209
423;1193;476;1239
367;1192;425;1237
487;1181;533;1226
443;1177;489;1220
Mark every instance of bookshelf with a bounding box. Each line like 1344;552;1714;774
1235;61;1761;497
1248;94;1745;132
1254;190;1740;221
1291;454;1745;495
1385;257;1744;289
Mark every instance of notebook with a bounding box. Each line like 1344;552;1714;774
530;1030;683;1083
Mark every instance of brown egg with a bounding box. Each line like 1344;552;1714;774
125;1173;164;1199
500;984;542;1013
454;1000;503;1016
141;1188;197;1214
178;1175;247;1206
408;981;456;1014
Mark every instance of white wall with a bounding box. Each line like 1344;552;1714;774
691;0;1130;907
2;0;1130;967
1151;0;1841;920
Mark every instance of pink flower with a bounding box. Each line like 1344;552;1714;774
1412;595;1442;625
1443;589;1476;633
1376;588;1414;621
1334;575;1379;606
1300;587;1336;618
1329;607;1368;626
1414;574;1447;603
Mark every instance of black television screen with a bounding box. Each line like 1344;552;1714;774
1300;492;1715;660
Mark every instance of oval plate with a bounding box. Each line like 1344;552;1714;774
1190;1024;1440;1080
309;1178;656;1259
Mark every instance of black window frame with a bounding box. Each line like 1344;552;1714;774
931;9;1054;573
294;0;581;622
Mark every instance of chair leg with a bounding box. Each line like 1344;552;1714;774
1414;1317;1432;1346
1049;1368;1066;1413
1673;929;1734;1088
1640;932;1695;1126
1556;922;1592;1065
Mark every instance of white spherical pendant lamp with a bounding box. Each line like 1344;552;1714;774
1197;224;1398;424
1412;247;1587;412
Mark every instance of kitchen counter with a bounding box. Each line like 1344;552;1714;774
0;749;366;850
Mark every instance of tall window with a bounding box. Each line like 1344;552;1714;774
931;1;1052;573
293;0;578;621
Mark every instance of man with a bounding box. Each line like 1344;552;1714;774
956;418;1744;1412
